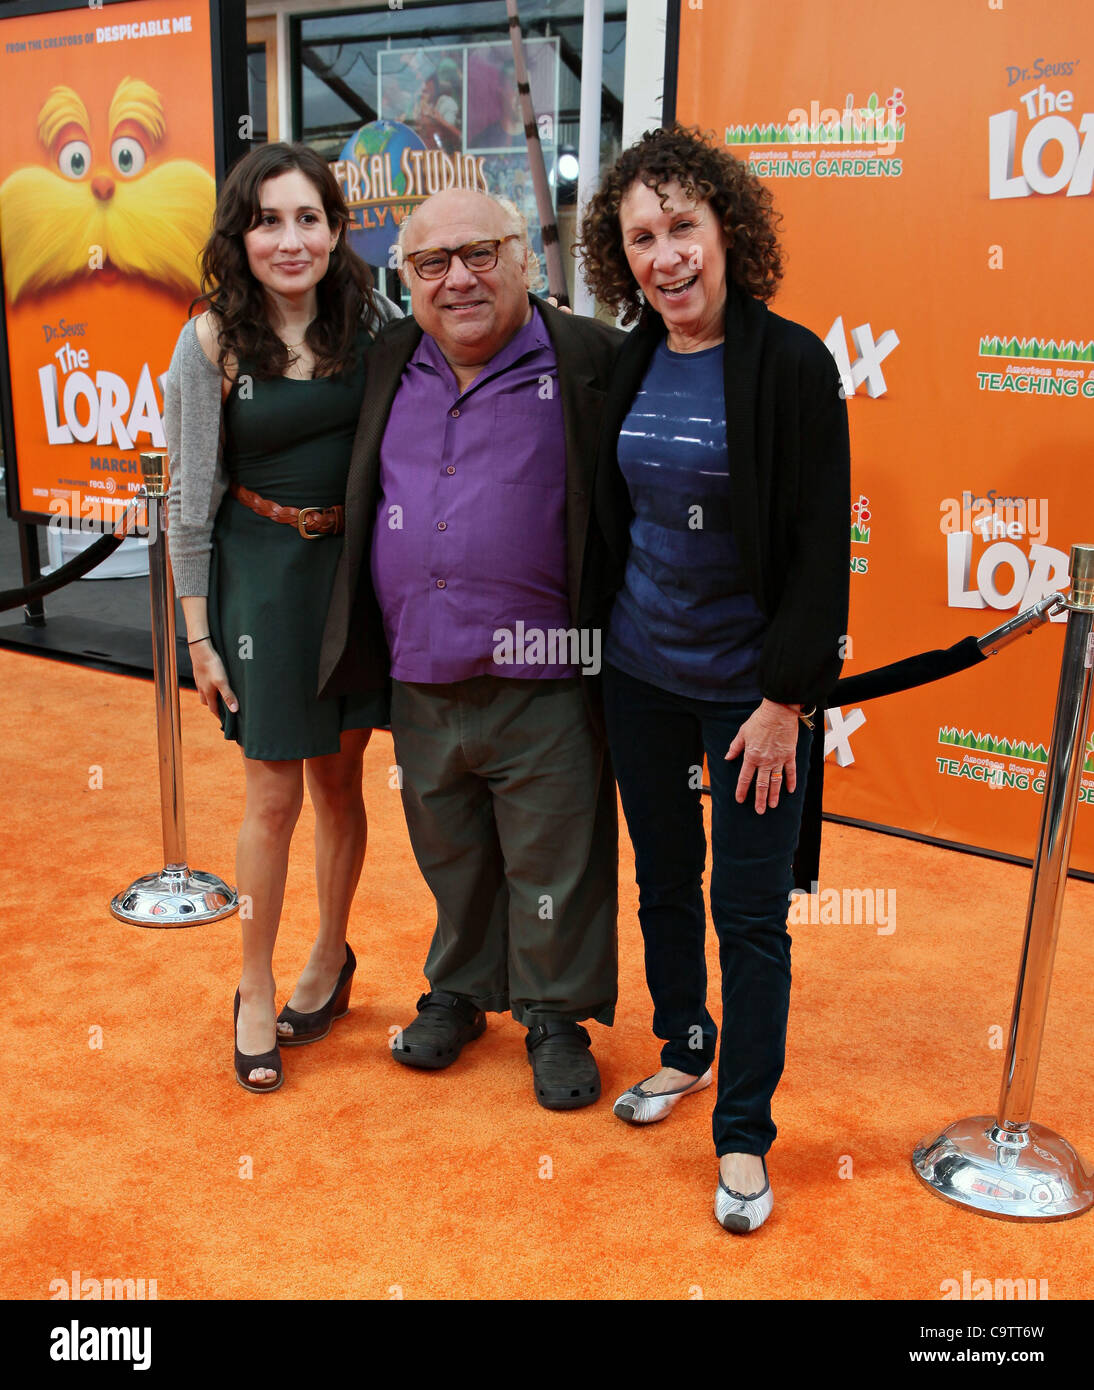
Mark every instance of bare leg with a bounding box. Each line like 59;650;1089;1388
719;1153;767;1193
636;1068;765;1189
639;1065;706;1094
235;756;304;1082
278;728;370;1031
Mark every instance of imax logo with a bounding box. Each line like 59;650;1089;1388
824;316;900;398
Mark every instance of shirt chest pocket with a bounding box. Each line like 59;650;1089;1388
490;398;566;489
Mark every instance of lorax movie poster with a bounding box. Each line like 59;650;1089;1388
0;0;218;526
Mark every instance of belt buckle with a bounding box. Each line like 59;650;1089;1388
296;506;324;539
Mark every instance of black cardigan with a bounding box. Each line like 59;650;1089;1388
590;270;851;885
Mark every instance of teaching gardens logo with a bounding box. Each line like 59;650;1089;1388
976;335;1094;400
935;726;1094;803
729;88;906;180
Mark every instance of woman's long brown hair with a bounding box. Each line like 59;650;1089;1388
192;142;380;380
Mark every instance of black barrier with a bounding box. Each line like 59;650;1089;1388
0;502;144;614
833;634;987;705
794;635;989;887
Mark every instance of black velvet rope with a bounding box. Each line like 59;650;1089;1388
0;504;145;614
831;634;987;704
794;635;989;889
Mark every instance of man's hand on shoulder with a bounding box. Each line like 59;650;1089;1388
538;294;624;346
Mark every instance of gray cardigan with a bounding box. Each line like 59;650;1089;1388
164;294;402;596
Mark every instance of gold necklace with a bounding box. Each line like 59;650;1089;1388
278;326;314;378
278;321;314;351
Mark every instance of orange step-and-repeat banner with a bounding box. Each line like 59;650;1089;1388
676;0;1094;872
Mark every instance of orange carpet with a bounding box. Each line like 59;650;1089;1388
2;645;1092;1300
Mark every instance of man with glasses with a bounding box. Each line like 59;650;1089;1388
319;189;621;1109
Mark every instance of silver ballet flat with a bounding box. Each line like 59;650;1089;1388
612;1067;713;1124
714;1157;773;1233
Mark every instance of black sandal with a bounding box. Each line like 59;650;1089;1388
233;990;283;1093
525;1020;601;1110
390;990;486;1070
277;943;356;1046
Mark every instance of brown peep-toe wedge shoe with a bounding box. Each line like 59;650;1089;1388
276;943;356;1046
233;989;283;1093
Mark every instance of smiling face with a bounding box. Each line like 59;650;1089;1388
402;189;531;370
242;168;338;305
618;178;728;351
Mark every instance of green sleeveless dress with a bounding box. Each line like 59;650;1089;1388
207;332;388;760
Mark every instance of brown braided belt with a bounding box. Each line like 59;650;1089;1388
229;482;345;539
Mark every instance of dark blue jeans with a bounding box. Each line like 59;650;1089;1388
602;662;811;1157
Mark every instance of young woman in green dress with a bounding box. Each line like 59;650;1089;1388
164;144;401;1092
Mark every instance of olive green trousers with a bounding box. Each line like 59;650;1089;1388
390;675;618;1026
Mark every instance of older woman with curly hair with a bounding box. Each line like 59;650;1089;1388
579;125;850;1231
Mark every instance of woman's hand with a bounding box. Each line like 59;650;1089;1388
189;639;239;718
725;698;800;814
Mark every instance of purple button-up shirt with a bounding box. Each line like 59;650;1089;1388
371;306;575;683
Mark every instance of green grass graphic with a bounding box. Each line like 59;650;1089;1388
978;336;1094;363
850;523;871;544
938;726;1051;763
725;118;905;147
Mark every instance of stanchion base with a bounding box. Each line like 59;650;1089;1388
110;865;237;927
912;1116;1093;1221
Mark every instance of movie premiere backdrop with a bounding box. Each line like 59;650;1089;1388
0;0;238;529
672;0;1094;872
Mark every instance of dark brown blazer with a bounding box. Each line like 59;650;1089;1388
318;295;623;699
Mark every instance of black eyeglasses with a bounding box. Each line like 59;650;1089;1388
404;235;521;280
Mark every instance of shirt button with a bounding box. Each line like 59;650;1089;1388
445;466;456;475
436;579;446;589
437;521;447;531
450;408;460;418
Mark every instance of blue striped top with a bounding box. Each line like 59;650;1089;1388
604;338;767;701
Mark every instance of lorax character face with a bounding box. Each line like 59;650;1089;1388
0;77;216;302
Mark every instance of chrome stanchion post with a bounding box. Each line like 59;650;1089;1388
110;453;237;927
912;544;1094;1220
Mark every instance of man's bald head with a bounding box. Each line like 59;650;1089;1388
397;189;531;280
397;188;536;380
